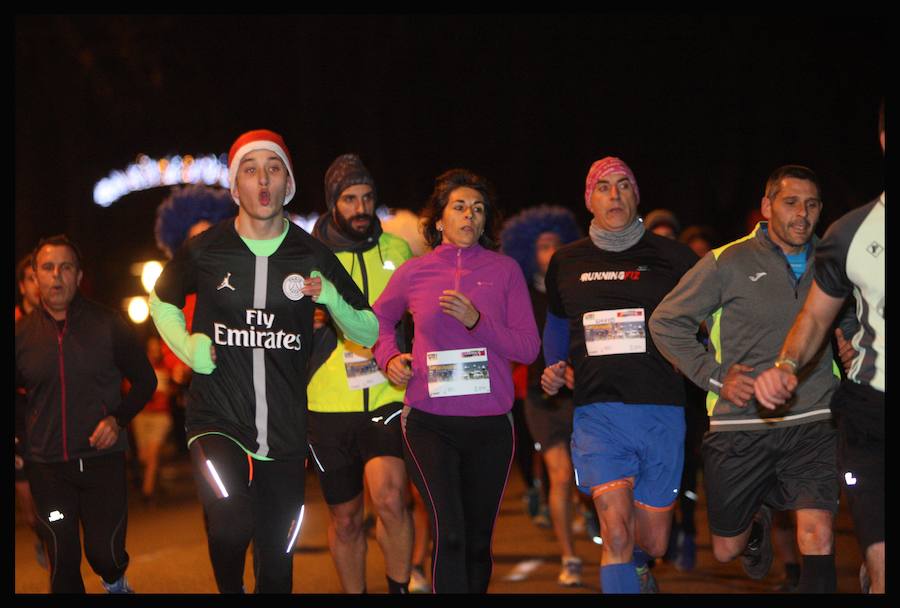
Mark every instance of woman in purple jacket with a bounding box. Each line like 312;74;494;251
373;169;540;593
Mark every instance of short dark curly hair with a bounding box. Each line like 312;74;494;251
764;165;821;200
421;169;501;250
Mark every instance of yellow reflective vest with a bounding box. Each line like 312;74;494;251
308;232;413;412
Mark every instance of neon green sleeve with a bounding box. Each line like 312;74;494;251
310;271;378;347
149;290;216;374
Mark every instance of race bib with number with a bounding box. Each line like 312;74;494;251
343;349;388;390
582;308;646;356
426;348;491;398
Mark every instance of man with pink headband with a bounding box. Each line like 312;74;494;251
541;157;697;593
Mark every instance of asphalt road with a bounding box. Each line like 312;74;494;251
15;450;868;595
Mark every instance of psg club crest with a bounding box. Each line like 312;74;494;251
282;274;306;301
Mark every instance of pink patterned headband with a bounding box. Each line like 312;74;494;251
584;157;640;205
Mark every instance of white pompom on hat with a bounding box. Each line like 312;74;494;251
228;129;296;206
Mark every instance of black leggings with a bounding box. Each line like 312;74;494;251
189;434;305;593
401;407;514;593
26;451;129;593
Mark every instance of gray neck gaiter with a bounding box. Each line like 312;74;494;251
588;218;645;252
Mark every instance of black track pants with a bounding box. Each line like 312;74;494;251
189;434;305;593
26;451;129;593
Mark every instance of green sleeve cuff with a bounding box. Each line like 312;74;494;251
310;270;338;306
149;291;216;374
310;271;378;347
188;333;216;374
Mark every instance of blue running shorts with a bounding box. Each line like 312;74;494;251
571;402;685;510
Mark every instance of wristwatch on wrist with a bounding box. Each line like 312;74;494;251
773;357;799;374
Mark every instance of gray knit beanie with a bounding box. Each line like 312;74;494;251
324;154;377;210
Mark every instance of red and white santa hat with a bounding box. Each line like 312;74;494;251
228;129;296;205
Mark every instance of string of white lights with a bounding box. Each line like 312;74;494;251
93;154;229;207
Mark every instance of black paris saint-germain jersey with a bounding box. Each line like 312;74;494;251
546;233;697;408
154;219;370;461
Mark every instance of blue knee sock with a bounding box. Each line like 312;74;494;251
600;563;640;594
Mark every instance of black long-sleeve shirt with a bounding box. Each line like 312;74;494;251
153;219;370;460
15;294;157;463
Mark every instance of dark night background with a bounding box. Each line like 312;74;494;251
15;15;884;318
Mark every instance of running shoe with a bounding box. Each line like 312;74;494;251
741;504;773;580
557;556;583;587
409;565;430;594
101;574;134;593
636;564;659;593
859;562;870;594
674;531;696;572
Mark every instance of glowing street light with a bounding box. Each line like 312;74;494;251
141;261;164;293
127;296;150;323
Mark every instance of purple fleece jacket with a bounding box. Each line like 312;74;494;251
373;243;540;417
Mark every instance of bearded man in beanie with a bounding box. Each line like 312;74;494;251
308;154;415;594
541;157;697;593
150;130;377;593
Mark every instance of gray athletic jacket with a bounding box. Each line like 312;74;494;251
649;223;839;432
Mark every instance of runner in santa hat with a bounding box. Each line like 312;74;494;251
150;129;377;593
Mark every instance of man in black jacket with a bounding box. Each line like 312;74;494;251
15;234;157;593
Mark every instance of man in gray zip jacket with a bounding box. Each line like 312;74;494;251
649;165;842;593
